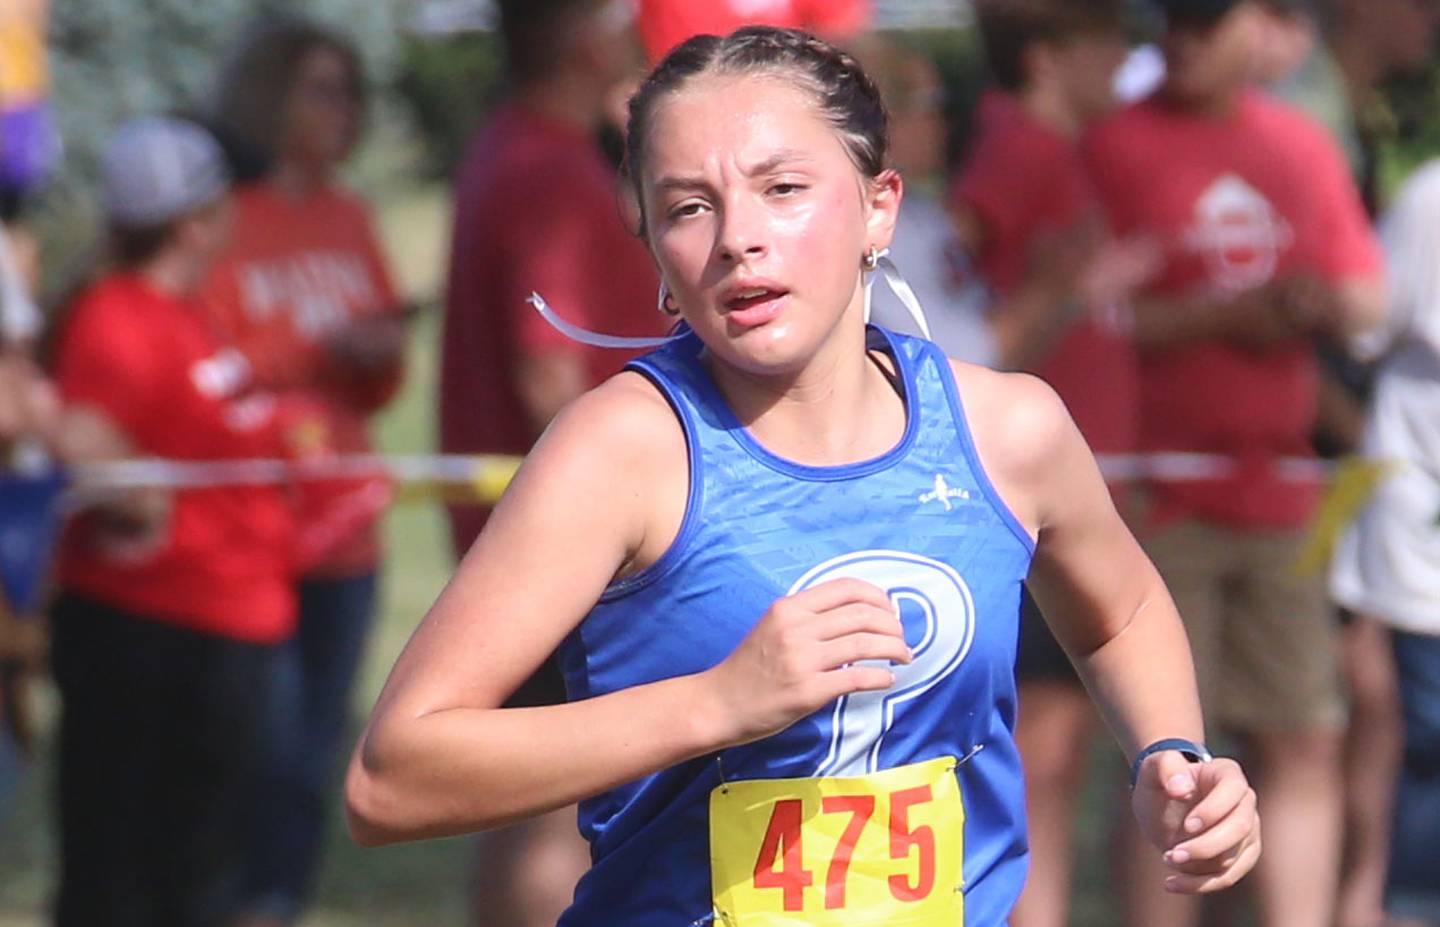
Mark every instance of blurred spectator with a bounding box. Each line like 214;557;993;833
0;226;57;829
635;0;869;63
854;35;994;364
1274;0;1438;456
1304;0;1440;213
0;0;59;836
438;1;659;924
0;0;55;443
1269;6;1440;923
1082;3;1385;927
0;237;56;830
0;0;58;317
953;2;1152;373
48;116;299;927
1331;160;1440;927
203;19;407;927
947;4;1147;925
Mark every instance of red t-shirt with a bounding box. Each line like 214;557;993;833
202;182;402;576
637;0;869;62
1084;90;1382;528
439;105;660;551
951;91;1138;462
56;274;297;643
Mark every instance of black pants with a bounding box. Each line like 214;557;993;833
50;593;276;927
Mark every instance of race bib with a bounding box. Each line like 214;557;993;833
709;756;964;926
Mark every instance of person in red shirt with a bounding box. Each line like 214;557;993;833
1083;3;1385;926
49;116;299;927
202;19;406;927
635;0;869;63
948;5;1147;926
439;1;660;924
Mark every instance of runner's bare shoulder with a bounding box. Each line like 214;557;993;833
488;370;690;575
945;358;1077;538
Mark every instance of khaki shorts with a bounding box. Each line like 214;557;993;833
1144;519;1344;734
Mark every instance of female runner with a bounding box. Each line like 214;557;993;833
347;27;1260;926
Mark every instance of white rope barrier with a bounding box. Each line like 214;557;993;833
50;449;1347;504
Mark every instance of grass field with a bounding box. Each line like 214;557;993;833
0;184;1147;926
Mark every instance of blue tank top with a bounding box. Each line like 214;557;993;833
557;327;1035;926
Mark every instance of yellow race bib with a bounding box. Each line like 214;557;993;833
709;756;964;926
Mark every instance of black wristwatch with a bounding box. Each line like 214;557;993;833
1129;738;1213;790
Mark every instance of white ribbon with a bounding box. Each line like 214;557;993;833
863;249;933;340
527;292;682;350
529;253;935;349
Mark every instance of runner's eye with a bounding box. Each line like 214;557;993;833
668;200;708;220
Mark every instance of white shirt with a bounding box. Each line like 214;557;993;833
1330;161;1440;633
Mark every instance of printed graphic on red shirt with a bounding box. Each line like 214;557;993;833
1183;174;1294;293
234;248;386;338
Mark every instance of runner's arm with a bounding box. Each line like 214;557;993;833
346;377;727;842
964;364;1258;889
972;370;1206;756
345;375;907;844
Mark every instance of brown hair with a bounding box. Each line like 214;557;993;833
976;0;1129;92
209;16;367;175
625;26;889;233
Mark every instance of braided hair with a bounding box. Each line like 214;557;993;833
624;26;891;233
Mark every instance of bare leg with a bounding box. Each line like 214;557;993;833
1244;728;1344;927
472;807;590;927
1011;680;1096;927
1336;617;1402;927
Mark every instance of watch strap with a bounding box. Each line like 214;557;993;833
1129;737;1213;790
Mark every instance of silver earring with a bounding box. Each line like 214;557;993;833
656;282;679;317
862;247;880;272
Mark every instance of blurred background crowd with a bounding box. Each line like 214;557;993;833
2;0;1440;925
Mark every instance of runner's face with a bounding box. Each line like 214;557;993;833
640;75;896;376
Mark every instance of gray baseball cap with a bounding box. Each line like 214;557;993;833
101;116;230;228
